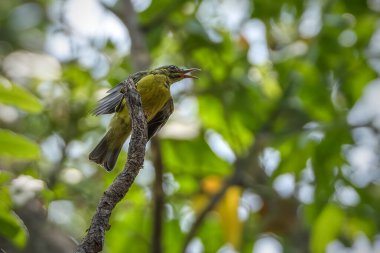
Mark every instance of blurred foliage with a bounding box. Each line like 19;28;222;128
1;0;380;253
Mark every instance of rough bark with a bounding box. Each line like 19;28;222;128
76;77;148;253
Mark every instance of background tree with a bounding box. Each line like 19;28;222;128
1;0;380;253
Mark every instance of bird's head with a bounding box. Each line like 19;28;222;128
153;65;200;84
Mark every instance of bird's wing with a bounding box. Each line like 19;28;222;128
92;71;148;116
147;98;174;139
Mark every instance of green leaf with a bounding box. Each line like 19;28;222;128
296;61;336;122
175;176;199;195
311;204;344;253
106;193;151;253
198;215;225;252
161;137;231;176
0;129;40;160
345;216;376;240
0;211;27;248
164;219;184;253
0;188;27;248
197;95;253;153
273;132;316;177
312;125;351;205
0;171;11;184
0;81;43;113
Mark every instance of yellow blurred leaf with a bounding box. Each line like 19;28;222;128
217;186;242;249
193;176;243;249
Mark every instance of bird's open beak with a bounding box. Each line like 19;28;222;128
181;68;200;79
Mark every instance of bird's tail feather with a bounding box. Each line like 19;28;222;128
89;130;123;171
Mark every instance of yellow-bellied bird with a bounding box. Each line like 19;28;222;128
89;65;199;171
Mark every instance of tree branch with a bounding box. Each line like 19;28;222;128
182;176;237;253
119;2;166;252
150;138;164;253
101;0;151;70
181;110;279;252
76;77;148;253
122;0;151;71
181;137;265;252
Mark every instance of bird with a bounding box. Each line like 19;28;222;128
89;65;199;171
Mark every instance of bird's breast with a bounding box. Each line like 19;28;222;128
109;74;171;132
137;74;171;121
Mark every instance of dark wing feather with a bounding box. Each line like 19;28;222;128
92;90;123;115
92;71;149;116
147;98;174;139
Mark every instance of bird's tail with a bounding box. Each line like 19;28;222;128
89;130;125;171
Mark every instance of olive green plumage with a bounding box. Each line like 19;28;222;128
89;65;198;171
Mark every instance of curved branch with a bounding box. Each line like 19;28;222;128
76;77;148;253
181;131;272;252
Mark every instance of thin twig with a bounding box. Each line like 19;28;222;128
76;77;148;253
100;1;150;70
122;0;151;70
150;138;164;253
181;138;265;252
181;103;283;252
182;176;237;253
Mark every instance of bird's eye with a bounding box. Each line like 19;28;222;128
169;65;177;71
